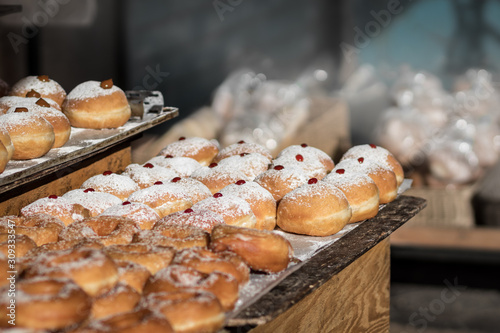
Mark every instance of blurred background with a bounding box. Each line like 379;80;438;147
1;0;500;332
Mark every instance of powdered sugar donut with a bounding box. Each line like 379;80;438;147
217;153;270;180
100;201;160;230
157;207;225;232
190;162;249;194
138;223;210;249
10;75;66;106
167;177;212;204
219;180;276;230
147;155;202;177
213;140;272;163
123;163;179;189
21;195;91;226
323;169;380;223
272;152;328;180
158;136;219;166
63;188;122;216
254;164;309;202
0;95;61;114
81;171;139;200
277;143;334;173
192;193;257;229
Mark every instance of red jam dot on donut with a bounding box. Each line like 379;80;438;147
301;143;308;148
48;195;58;199
35;98;50;108
237;140;245;144
165;155;173;158
236;180;246;185
122;201;131;205
209;163;218;168
83;188;95;193
184;208;194;214
171;177;181;183
26;89;41;98
100;79;113;89
37;75;50;82
213;193;223;198
274;165;284;170
369;144;377;149
308;178;318;184
143;163;154;168
239;153;249;157
357;157;364;164
154;181;163;185
178;137;186;141
14;107;28;113
295;154;304;162
336;169;345;174
103;170;113;176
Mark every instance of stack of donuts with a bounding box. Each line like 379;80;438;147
0;136;403;332
0;75;131;173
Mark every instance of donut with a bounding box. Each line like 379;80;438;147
277;178;352;236
334;158;398;204
0;127;14;161
5;103;70;148
91;283;141;320
123;163;179;189
127;182;192;218
190;162;249;194
62;188;122;216
192;193;257;229
59;216;140;246
62;79;131;129
157;207;225;232
272;152;328;180
168;176;212;204
139;290;225;333
0;78;9;98
0;95;61;114
143;264;239;311
21;195;91;226
213;140;272;163
172;247;250;285
136;223;210;249
10;75;66;106
219;180;277;230
323;169;380;223
103;243;175;274
100;201;160;230
0;108;55;159
341;144;404;186
158;136;219;166
26;238;104;257
217;152;270;180
147;155;202;177
114;260;152;293
0;277;91;330
0;141;8;173
0;214;64;246
277;143;335;172
0;234;36;257
23;247;119;297
210;224;293;273
254;164;309;202
80;171;140;201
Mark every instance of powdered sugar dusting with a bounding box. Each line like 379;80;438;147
341;144;392;169
159;208;225;232
124;163;179;188
65;80;123;101
63;189;122;216
11;76;65;97
218;153;270;180
81;173;139;198
147;156;202;177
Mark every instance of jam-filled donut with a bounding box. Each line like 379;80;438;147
192;193;257;229
217;153;270;180
0;95;61;114
277;143;335;172
139;290;225;333
10;75;66;106
0;233;36;258
58;216;140;246
323;169;380;223
137;223;210;249
0;277;91;330
103;243;175;275
23;247;119;297
334;158;398;204
143;264;239;311
63;188;122;217
81;171;139;200
210;224;294;273
255;164;309;202
0;108;55;159
114;260;152;293
62;79;131;129
158;136;219;166
123;162;179;189
213;140;272;163
272;152;328;180
0;214;64;246
0;127;14;161
157;207;225;232
219;180;277;230
341;144;404;186
168;176;212;204
100;201;160;230
147;155;202;177
91;283;141;320
277;178;352;236
21;195;91;226
190;162;249;194
127;182;192;218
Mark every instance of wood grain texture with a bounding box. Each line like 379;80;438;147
0;145;131;216
249;239;390;333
